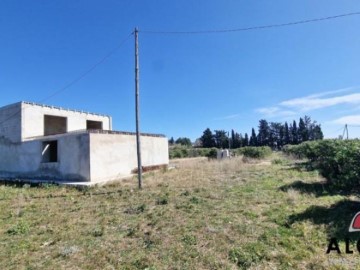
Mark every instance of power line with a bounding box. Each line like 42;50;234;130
328;126;344;136
39;32;133;103
0;33;133;127
140;11;360;34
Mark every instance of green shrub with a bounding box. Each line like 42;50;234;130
206;148;218;159
169;146;217;159
283;139;360;189
238;146;272;159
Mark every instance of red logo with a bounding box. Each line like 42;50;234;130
349;212;360;232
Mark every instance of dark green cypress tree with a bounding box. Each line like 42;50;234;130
279;125;285;148
249;128;257;146
200;128;215;148
231;130;241;148
291;120;298;144
284;122;290;145
298;117;308;143
244;133;249;147
257;120;270;146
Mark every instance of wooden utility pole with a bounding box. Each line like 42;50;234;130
135;28;142;189
342;124;349;140
228;131;231;158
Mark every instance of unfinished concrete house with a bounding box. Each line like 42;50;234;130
0;101;169;183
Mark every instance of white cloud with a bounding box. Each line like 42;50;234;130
255;107;295;118
280;93;360;112
213;114;241;120
332;115;360;125
256;86;360;118
305;86;356;99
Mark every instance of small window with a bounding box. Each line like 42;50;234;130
86;120;103;130
42;141;58;163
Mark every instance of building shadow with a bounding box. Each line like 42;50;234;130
0;179;57;188
279;180;357;197
282;161;315;172
287;199;360;240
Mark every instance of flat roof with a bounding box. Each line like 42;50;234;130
0;101;110;118
24;129;166;141
22;101;110;118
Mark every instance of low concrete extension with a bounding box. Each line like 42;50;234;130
89;131;168;183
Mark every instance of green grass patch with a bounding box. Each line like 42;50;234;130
0;154;357;269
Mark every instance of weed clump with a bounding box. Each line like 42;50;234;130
7;220;30;235
156;196;168;205
182;234;197;245
229;242;267;269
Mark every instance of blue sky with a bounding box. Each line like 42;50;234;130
1;1;360;140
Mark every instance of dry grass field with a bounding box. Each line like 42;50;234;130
0;153;359;269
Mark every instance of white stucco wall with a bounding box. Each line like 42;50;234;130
89;133;169;182
21;102;111;140
0;133;91;181
0;102;22;143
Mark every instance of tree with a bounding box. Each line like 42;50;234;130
238;133;243;148
269;122;283;149
305;116;324;141
279;125;285;149
291;120;298;144
284;122;290;145
200;128;215;148
257;120;270;146
312;124;324;140
243;133;249;147
231;130;241;148
298;117;308;143
249;128;257;146
175;137;192;146
168;137;174;145
214;130;229;148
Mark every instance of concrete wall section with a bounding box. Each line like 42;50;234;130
55;133;91;181
0;133;91;181
0;102;22;143
21;102;111;140
89;133;169;182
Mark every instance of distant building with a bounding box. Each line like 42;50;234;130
217;149;230;159
0;101;168;183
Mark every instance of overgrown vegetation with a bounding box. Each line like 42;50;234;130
0;154;358;269
169;145;271;160
283;139;360;189
169;145;217;159
236;146;272;159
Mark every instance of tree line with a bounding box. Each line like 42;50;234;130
201;116;323;149
170;116;323;149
